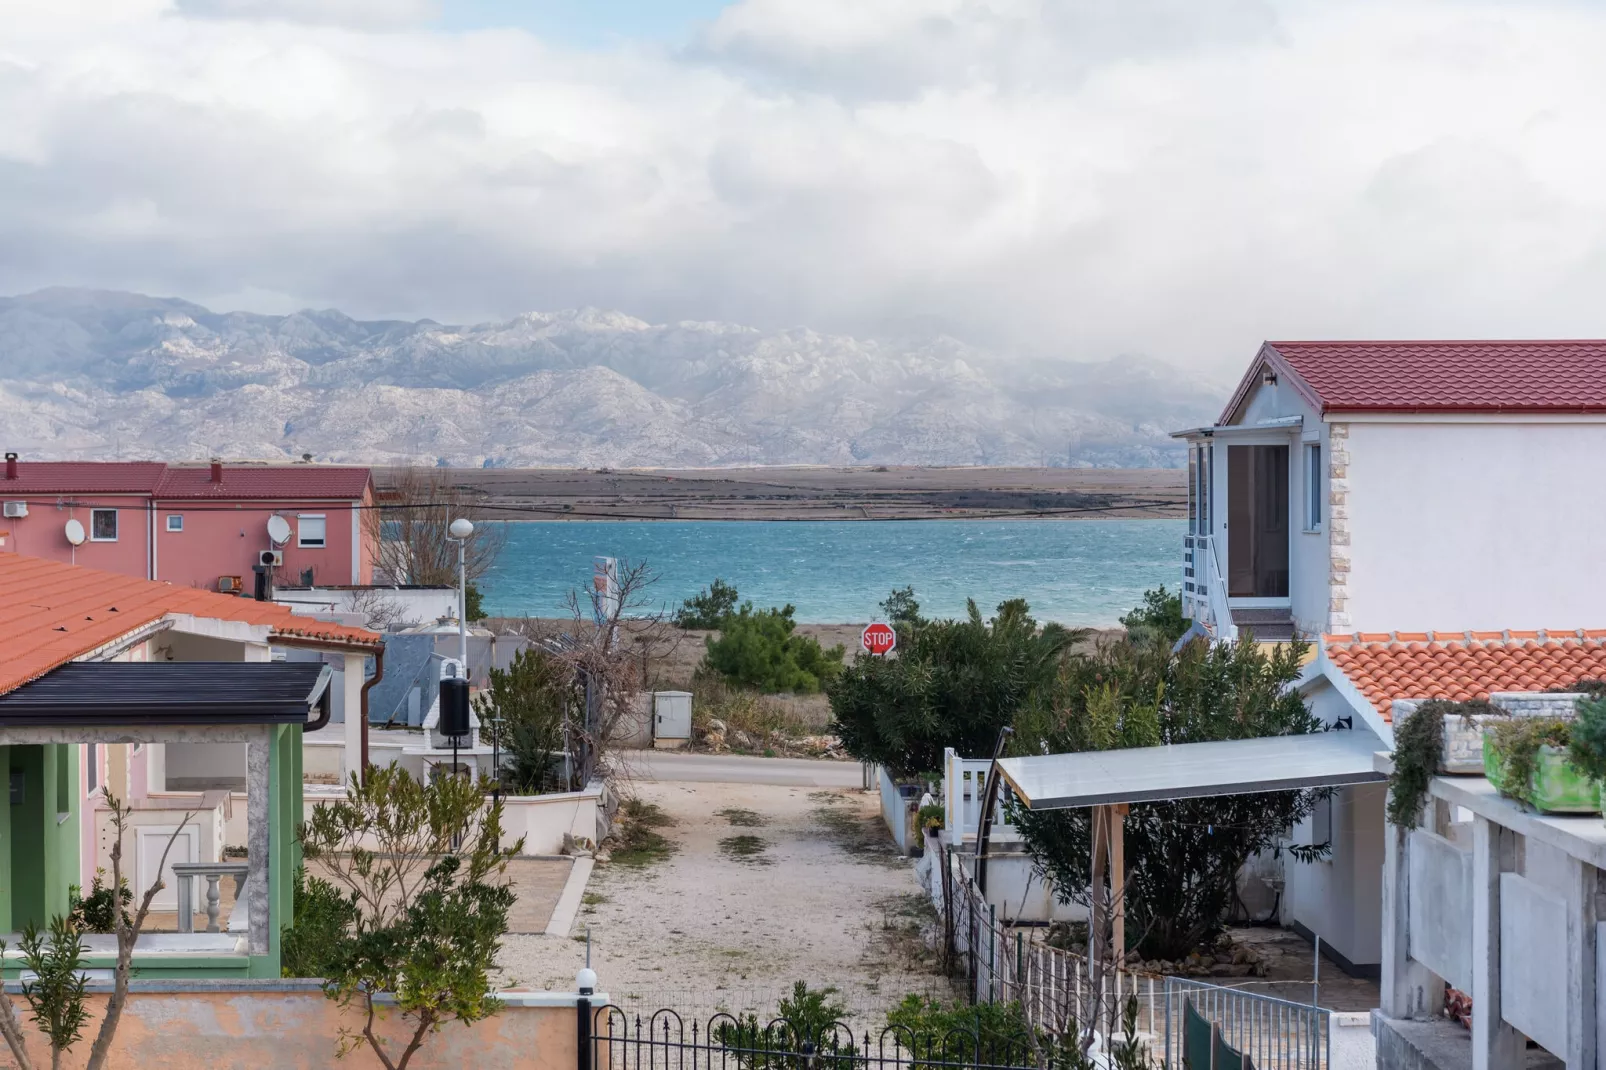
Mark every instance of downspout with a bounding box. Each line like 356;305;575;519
271;636;383;780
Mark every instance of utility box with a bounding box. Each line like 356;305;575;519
652;691;693;749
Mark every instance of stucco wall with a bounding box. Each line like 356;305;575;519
0;983;591;1070
155;495;370;592
1282;783;1385;972
1500;872;1568;1055
1405;829;1471;991
1345;419;1606;631
0;494;152;575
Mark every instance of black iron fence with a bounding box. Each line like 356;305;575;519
588;1005;1040;1070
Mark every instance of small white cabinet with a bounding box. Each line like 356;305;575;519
652;691;693;745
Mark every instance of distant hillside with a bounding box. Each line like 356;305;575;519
0;288;1224;468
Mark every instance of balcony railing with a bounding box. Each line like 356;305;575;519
1182;534;1236;641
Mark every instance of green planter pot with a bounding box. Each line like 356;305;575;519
1484;737;1599;814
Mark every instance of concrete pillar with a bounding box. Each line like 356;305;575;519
342;652;365;784
1383;822;1443;1018
1564;855;1598;1070
1471;816;1523;1070
245;728;271;957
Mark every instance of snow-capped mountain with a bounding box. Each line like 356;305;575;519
0;288;1223;468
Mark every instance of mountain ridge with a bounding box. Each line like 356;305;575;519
1;288;1223;468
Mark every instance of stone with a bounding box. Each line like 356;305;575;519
707;718;727;735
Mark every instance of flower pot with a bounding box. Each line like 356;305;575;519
1484;738;1599;814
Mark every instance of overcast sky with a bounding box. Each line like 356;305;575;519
3;0;1604;374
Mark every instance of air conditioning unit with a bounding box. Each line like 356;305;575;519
259;549;284;568
217;575;244;593
1;501;27;519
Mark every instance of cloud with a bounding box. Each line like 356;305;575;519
173;0;439;29
2;0;1605;373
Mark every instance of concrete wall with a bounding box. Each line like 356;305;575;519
1499;872;1569;1055
501;784;605;855
1405;830;1471;992
0;493;153;576
0;982;591;1070
879;766;922;856
1345;419;1606;632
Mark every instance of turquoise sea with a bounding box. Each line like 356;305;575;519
479;519;1184;626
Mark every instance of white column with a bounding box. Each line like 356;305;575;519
1382;823;1443;1018
245;728;271;957
1471;816;1523;1070
343;651;366;784
1564;855;1598;1070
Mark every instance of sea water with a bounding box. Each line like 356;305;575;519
479;519;1184;626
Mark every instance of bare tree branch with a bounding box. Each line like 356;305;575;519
368;469;507;587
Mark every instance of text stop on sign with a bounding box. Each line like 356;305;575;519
861;622;897;656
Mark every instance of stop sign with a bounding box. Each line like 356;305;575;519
861;621;897;656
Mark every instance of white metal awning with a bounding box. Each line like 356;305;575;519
996;728;1387;810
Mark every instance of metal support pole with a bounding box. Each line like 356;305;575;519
457;537;468;667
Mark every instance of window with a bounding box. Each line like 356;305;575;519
1311;792;1333;849
90;508;118;541
297;514;327;548
166;514;184;532
87;743;100;793
1304;442;1323;531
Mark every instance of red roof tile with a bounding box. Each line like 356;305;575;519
0;554;380;695
155;465;371;500
0;462;166;495
1324;631;1606;722
1223;340;1606;421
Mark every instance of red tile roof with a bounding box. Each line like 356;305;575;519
155;465;372;500
1324;630;1606;722
1223;340;1606;421
0;462;167;495
0;553;381;695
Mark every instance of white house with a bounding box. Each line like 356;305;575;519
1175;339;1606;980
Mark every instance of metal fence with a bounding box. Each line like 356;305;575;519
1161;978;1329;1070
590;1005;1039;1070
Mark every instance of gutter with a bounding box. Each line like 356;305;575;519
269;635;383;781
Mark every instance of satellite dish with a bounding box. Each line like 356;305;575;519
266;515;292;545
64;519;86;546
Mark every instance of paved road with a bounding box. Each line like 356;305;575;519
616;749;868;787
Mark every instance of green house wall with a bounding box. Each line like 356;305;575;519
1;744;80;932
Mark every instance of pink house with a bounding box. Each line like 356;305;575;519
0;453;375;592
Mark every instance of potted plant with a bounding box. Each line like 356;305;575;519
1485;716;1598;813
1388;699;1508;827
1566;695;1606;811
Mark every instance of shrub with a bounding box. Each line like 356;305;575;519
477;647;573;794
281;866;358;978
1568;695;1606;780
1487;716;1573;806
713;983;854;1070
884;996;1030;1065
881;586;924;627
69;869;131;934
702;604;844;694
829;599;1075;778
675;578;740;629
1117;587;1187;647
1387;698;1506;827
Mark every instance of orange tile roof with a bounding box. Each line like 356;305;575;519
0;553;381;695
1325;630;1606;721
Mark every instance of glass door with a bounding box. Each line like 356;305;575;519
1226;444;1289;598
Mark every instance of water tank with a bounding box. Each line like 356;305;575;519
439;677;471;738
653;691;692;742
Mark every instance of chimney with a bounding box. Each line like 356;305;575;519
210;457;224;483
4;452;16;480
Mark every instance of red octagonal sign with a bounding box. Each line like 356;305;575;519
861;621;897;656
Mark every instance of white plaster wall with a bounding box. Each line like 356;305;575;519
1500;872;1568;1056
1406;829;1472;991
1345;420;1606;631
1282;783;1385;970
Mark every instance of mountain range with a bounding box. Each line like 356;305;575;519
0;288;1224;469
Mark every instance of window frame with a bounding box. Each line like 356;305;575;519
1303;442;1323;532
87;742;100;794
297;513;328;548
166;514;184;532
90;508;119;542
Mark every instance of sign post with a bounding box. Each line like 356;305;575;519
861;621;897;657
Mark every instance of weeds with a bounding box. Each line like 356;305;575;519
810;792;903;867
610;798;678;868
689;672;818;745
719;835;773;865
716;808;767;827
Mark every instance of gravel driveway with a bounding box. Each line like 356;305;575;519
498;780;956;1024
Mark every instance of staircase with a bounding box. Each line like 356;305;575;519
1231;606;1296;642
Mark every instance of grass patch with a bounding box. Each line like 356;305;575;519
718;834;773;865
811;792;904;867
609;798;678;868
582;892;609;906
687;672;818;745
715;807;767;827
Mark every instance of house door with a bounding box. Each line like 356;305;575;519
1226;445;1289;598
7;746;46;929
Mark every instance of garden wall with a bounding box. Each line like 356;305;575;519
0;980;598;1070
502;781;609;855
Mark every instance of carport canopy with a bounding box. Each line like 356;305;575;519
996;728;1387;811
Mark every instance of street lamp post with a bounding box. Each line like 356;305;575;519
448;518;474;670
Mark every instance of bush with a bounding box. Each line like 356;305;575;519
675;578;740;629
884;995;1030;1065
1569;695;1606;780
1387;698;1505;827
881;586;924;627
69;869;131;934
281;865;358;978
713;982;854;1070
477;647;572;794
1117;587;1186;647
829;599;1075;778
702;604;844;694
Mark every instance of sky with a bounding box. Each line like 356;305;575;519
3;0;1605;374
